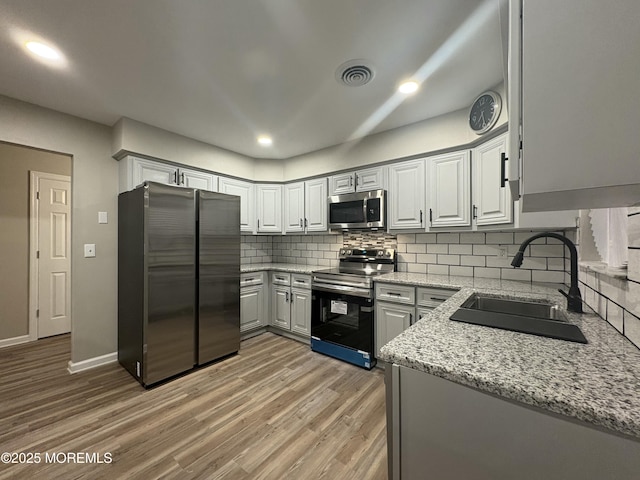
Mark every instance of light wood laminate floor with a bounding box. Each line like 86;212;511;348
0;333;387;479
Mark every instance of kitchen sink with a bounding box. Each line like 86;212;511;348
450;294;588;344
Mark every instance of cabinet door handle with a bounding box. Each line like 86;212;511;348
349;176;353;187
473;205;478;219
355;173;358;187
304;218;308;228
173;171;178;184
286;291;289;302
257;219;260;229
290;293;294;304
429;208;433;225
409;313;413;325
420;209;423;225
180;172;185;185
500;152;508;188
299;218;303;227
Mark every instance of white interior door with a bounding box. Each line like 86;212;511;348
32;172;71;338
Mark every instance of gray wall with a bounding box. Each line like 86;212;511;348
0;95;117;363
0;143;72;340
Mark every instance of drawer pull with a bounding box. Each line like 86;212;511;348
388;292;402;296
430;296;446;301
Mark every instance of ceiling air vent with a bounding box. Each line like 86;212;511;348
336;60;375;87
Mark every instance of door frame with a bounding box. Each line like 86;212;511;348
29;170;72;341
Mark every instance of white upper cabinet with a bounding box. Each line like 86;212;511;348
389;160;426;230
119;156;217;193
181;169;218;192
304;177;328;232
473;134;512;226
255;184;282;233
427;151;471;228
329;166;386;195
508;0;640;210
219;177;255;233
284;182;305;233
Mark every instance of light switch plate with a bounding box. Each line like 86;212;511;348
84;244;96;258
98;211;108;224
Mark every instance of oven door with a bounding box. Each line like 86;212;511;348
311;289;375;360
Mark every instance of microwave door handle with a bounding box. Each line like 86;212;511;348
363;198;368;223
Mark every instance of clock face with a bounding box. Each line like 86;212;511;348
469;91;501;134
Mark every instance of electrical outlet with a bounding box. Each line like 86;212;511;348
498;246;508;258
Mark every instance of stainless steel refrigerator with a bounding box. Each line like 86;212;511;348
118;182;240;387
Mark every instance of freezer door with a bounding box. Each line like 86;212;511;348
197;190;241;364
145;183;196;385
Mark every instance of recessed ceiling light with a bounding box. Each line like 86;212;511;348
25;41;61;60
257;135;273;146
398;81;420;94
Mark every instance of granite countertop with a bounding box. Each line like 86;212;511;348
241;263;318;274
376;273;640;440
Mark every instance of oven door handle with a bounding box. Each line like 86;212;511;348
312;276;369;289
312;285;372;299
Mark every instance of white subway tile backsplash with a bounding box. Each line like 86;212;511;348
520;257;547;270
397;233;416;244
398;253;416;263
514;231;547;244
532;270;565;283
486;256;514;268
624;311;640;349
472;244;499;256
501;268;532;282
486;232;514;244
416;233;437;243
449;244;473;255
416;253;438;264
407;263;427;274
547;257;566;271
437;233;460;244
460;232;486;244
426;244;448;254
407;243;427;254
474;267;501;279
428;264;449;275
608;301;624;333
460;255;486;267
437;254;460;266
450;266;474;277
529;244;565;258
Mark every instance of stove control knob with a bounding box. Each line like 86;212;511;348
377;251;384;257
346;250;352;255
385;251;392;257
340;249;346;255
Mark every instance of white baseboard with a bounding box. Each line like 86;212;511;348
67;352;117;374
0;335;31;349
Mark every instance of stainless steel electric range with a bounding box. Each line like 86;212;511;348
311;247;396;369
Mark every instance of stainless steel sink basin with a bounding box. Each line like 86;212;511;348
450;294;587;344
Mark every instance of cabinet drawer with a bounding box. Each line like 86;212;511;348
416;286;457;308
291;274;311;289
375;283;415;305
271;272;291;286
241;271;266;286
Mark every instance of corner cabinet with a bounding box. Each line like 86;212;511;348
283;178;328;233
219;177;255;233
427;151;471;228
330;166;386;195
508;0;640;211
119;155;218;193
388;160;426;230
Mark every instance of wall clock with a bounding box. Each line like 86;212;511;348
469;91;502;135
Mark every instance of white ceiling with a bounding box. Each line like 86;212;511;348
0;0;506;159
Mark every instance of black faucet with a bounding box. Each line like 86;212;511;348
511;232;583;313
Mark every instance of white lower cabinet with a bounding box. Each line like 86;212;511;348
240;272;267;332
270;273;311;337
375;283;416;357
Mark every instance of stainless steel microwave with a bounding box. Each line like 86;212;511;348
328;190;386;230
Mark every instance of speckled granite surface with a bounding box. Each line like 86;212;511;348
376;273;640;440
241;263;318;274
